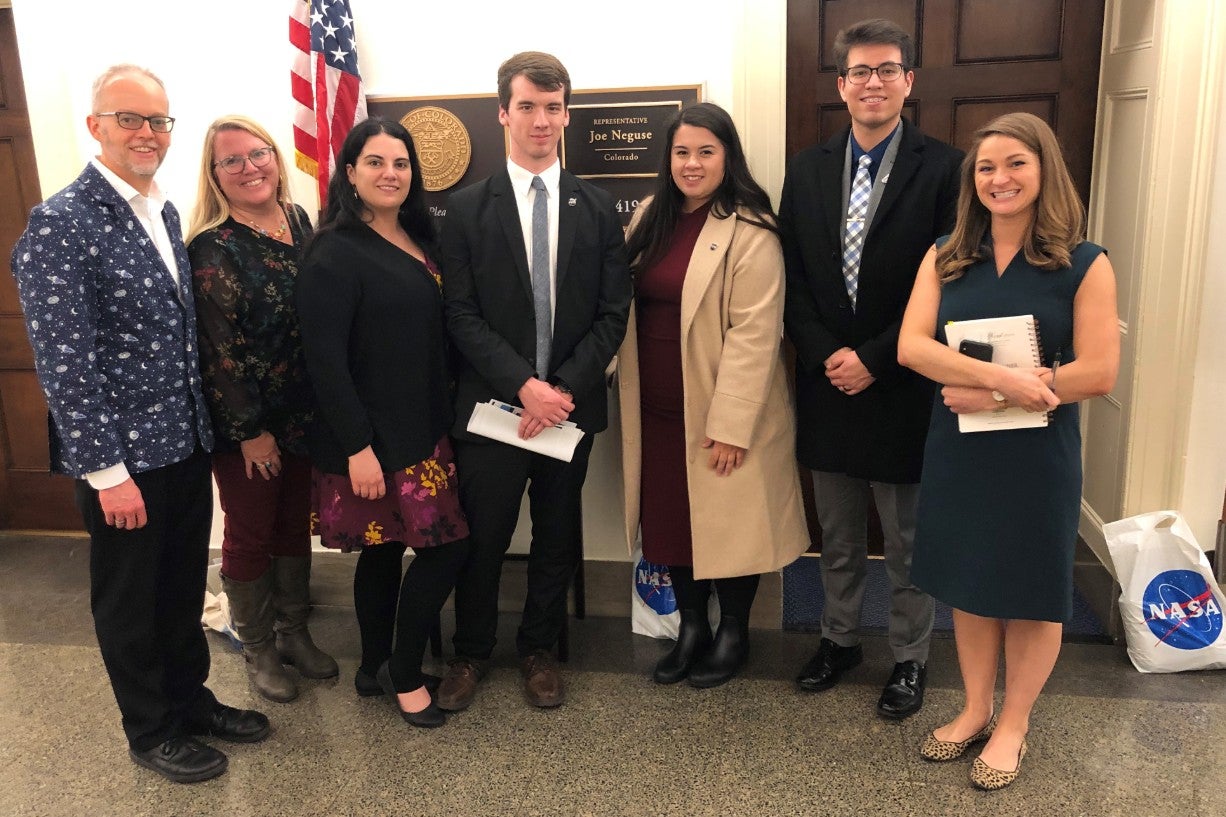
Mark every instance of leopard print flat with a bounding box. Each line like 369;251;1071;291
919;714;998;761
970;738;1028;790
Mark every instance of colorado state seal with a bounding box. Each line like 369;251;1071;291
400;106;472;192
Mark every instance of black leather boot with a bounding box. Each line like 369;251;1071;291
652;609;712;685
687;615;749;688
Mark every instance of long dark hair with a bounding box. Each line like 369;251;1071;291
307;117;437;257
624;103;776;276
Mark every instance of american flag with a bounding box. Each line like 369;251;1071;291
290;0;368;206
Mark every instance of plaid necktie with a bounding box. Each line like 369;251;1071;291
530;175;552;377
842;154;873;309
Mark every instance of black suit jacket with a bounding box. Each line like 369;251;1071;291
441;168;631;439
780;120;962;483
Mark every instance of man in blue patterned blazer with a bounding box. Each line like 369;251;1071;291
12;65;268;784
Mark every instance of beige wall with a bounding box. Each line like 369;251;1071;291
10;0;1223;563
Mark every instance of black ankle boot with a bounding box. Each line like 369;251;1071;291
687;615;749;688
653;610;712;685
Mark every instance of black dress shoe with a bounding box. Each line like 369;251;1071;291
187;704;271;743
877;660;926;719
129;736;228;784
796;638;863;692
687;616;749;688
377;661;447;728
653;610;713;685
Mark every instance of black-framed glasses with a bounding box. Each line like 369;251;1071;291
94;111;176;133
213;147;276;175
843;62;906;84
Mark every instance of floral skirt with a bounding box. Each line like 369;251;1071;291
311;437;469;552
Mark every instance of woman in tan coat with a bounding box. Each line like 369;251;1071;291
619;103;809;688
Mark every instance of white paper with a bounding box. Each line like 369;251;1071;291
466;400;585;462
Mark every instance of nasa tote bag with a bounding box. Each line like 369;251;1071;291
1104;511;1226;673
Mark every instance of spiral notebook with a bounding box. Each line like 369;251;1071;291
943;314;1048;433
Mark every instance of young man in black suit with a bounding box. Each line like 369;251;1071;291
439;52;631;709
780;19;963;719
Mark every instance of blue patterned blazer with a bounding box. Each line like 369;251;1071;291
12;163;213;478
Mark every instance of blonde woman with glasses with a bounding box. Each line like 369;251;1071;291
186;115;338;704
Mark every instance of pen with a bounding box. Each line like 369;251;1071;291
1050;351;1062;393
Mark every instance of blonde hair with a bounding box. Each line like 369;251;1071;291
185;114;299;245
937;112;1085;284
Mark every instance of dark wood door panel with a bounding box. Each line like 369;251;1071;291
0;8;77;529
787;0;1103;204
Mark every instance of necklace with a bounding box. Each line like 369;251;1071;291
233;206;288;239
248;218;287;239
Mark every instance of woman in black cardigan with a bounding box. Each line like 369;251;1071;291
297;118;469;729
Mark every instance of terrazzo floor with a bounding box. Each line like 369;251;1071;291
2;533;1223;817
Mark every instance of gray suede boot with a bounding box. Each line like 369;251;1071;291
222;571;299;702
273;556;339;679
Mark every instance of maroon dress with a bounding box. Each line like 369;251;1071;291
637;203;711;566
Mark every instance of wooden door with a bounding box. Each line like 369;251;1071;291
786;0;1104;552
788;0;1104;202
0;8;78;529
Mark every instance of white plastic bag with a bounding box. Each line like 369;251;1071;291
1104;510;1226;673
631;546;679;639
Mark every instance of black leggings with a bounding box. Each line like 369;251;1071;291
667;566;760;622
354;538;472;691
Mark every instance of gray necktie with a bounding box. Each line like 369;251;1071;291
530;175;552;378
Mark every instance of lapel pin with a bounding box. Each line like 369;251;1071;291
709;243;718;250
568;197;577;206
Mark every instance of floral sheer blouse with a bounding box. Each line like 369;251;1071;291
189;205;315;456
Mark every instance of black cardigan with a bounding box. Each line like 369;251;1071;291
297;224;452;475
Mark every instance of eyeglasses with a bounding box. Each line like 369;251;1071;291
213;147;276;175
94;111;176;133
843;62;906;84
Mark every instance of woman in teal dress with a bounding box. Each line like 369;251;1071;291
898;113;1119;790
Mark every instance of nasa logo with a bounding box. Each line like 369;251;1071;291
635;556;677;616
1142;569;1224;650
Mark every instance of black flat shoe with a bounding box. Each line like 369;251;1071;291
687;616;749;689
877;660;926;719
354;669;383;697
357;669;439;697
186;704;270;743
377;661;447;728
796;638;863;692
129;736;228;784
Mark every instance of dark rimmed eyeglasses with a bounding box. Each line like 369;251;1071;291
842;62;907;84
94;111;176;133
213;147;276;175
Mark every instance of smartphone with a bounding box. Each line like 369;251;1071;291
958;339;993;362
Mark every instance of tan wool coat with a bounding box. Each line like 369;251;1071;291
617;202;810;579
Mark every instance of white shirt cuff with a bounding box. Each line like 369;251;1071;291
85;463;131;491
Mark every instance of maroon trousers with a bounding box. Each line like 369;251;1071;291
212;449;312;581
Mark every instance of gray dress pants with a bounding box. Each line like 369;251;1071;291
812;470;934;663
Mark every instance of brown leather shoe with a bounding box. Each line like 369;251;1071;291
436;657;485;712
521;650;565;708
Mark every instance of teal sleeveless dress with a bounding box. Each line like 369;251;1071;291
911;240;1104;622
